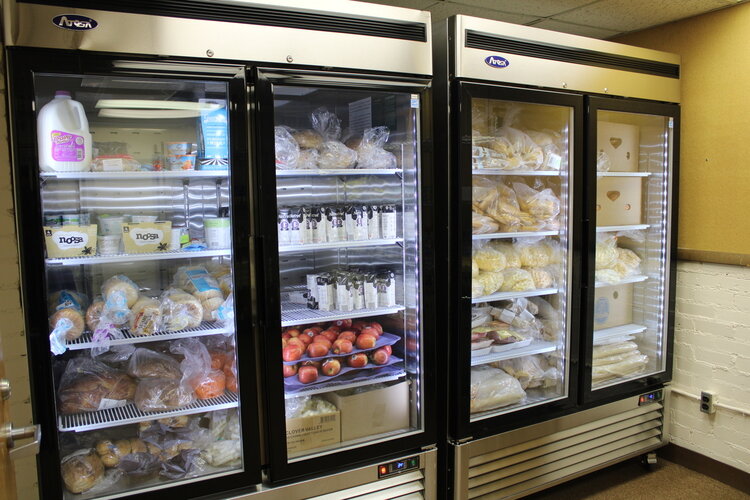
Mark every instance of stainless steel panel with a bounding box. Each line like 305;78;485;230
453;15;680;103
4;1;432;76
226;449;437;499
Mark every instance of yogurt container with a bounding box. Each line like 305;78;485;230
131;215;158;223
204;217;231;249
97;235;122;255
98;215;128;236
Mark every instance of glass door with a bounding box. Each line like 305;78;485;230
454;83;582;436
256;72;432;481
12;62;259;499
584;97;678;400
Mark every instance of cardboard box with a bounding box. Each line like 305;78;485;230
43;225;98;258
593;283;633;330
122;221;172;253
324;381;410;442
597;121;639;172
596;177;642;226
286;410;340;457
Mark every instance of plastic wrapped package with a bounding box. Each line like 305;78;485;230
58;357;136;414
471;98;490;136
475;271;504;296
127;348;181;380
472;321;526;346
595;234;619;270
173;266;224;322
355;126;397;169
95;439;132;468
526;267;554;289
489;241;521;269
471;306;493;329
472;211;500;234
274;126;299;170
476;180;523;229
592;353;649;383
593;340;639;359
512;182;561;224
311;107;357;169
470;365;526;413
500;268;535;292
224;356;238;393
213;292;234;327
595;268;623;284
130;296;161;336
472;259;479;278
160;288;203;330
102;275;140;309
118;452;162;480
49;290;87;354
296;148;319;169
285;395;337;419
597;151;612;172
202;440;241;467
134;379;194;412
60;449;105;493
614;247;641;276
515;238;552;268
86;297;105;332
193;369;226;400
170;338;211;385
473;244;507;272
493;355;560;390
528;297;561;341
471;278;485;299
292;129;323;149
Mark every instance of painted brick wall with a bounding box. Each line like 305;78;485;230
672;261;750;472
0;48;39;499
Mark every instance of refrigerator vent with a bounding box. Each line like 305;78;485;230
21;0;427;42
307;469;425;499
465;30;679;79
465;403;664;499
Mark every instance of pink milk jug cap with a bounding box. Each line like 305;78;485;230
54;90;71;97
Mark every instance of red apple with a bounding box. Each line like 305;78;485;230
321;329;339;343
347;352;368;368
287;338;305;352
382;345;392;356
312;336;332;350
282;338;288;349
286;328;301;338
299;334;314;347
307;342;329;358
297;365;318;384
332;338;353;355
360;326;381;340
309;326;324;335
368;322;384;335
282;345;302;362
351;320;367;332
302;328;317;339
369;347;390;365
321;358;342;376
326;325;341;333
333;319;352;328
355;333;378;350
337;330;357;341
281;332;291;341
282;364;298;377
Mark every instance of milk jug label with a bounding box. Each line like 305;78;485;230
51;130;85;162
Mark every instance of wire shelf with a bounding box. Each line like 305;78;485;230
276;169;402;177
41;170;228;180
65;322;231;351
470;341;558;366
281;301;405;327
471;287;560;304
472;231;560;240
46;249;230;266
279;238;402;254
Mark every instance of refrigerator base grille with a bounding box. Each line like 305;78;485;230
454;395;666;499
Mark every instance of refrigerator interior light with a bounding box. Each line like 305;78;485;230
95;99;224;110
98;109;204;119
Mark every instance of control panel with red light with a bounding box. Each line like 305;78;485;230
377;456;420;478
638;389;663;406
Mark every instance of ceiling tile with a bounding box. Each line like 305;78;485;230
425;1;539;24
530;18;621;39
444;0;597;17
553;0;732;31
354;0;438;10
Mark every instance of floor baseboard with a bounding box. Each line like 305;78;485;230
658;443;750;493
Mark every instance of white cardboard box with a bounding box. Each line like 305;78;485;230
598;121;639;172
593;283;633;330
596;177;642;226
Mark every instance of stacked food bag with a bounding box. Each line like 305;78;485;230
595;233;643;284
472;177;561;234
592;337;649;385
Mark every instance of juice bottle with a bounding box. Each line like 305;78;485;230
37;90;92;171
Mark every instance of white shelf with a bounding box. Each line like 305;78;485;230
46;248;230;266
597;172;651;177
595;275;649;288
279;238;402;254
284;370;405;399
65;322;231;351
471;341;558;366
40;170;228;180
596;224;650;232
281;302;405;327
593;323;647;345
473;231;560;240
471;287;560;304
472;168;562;176
276;169;402;177
58;391;238;433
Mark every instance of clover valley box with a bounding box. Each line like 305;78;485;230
286;410;340;457
593;283;633;331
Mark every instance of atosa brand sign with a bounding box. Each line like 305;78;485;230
484;55;510;69
52;14;98;31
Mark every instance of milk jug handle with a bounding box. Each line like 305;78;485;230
73;102;87;130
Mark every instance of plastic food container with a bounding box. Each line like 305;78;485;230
97;235;122;255
165;141;193;155
98;215;128;236
131;215;158;223
166;154;196;171
204;217;231;249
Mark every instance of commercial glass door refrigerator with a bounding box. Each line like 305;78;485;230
4;1;436;498
434;15;679;499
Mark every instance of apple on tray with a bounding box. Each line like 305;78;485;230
282;363;298;378
369;347;391;365
332;338;353;355
297;365;318;384
355;332;378;350
307;342;329;358
347;352;368;368
282;345;302;362
321;358;342;376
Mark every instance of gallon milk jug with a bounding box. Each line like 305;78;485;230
37;90;92;172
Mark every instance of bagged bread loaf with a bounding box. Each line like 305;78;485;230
61;449;104;494
57;357;136;414
130;296;161;336
296;147;319;169
493;355;560;390
292;129;323;149
160;288;203;330
354;126;397;169
95;439;131;468
470;365;526;413
311;107;356;169
102;275;140;308
174;266;225;322
86;297;105;332
48;290;87;354
135;379;194;412
274;126;300;170
127;348;182;380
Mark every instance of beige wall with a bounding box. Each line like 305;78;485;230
618;3;750;255
617;5;750;472
0;49;39;499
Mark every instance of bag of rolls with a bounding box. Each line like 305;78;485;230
160;288;203;330
48;290;87;355
173;266;225;322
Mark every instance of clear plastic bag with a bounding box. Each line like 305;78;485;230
592;353;649;383
58;357;136;414
160;449;202;479
472;177;522;229
60;449;105;493
49;290;87;354
274;126;299;170
469;365;526;413
134;379;194;412
472;211;499;234
356;126;397;169
493;355;560;390
160;288;203;331
593;341;640;359
169;338;211;389
500;268;535;292
475;271;504;296
528;296;561;341
127;348;182;380
597;151;612;172
213;292;234;327
285;396;337;419
473;242;508;272
490;241;521;268
595;233;619;270
117;452;161;478
512;182;561;225
130;296;161;336
311;107;357;169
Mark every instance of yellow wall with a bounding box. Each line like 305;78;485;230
0;49;39;499
617;3;750;255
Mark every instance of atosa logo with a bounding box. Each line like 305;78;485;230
52;14;98;31
484;55;510;69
